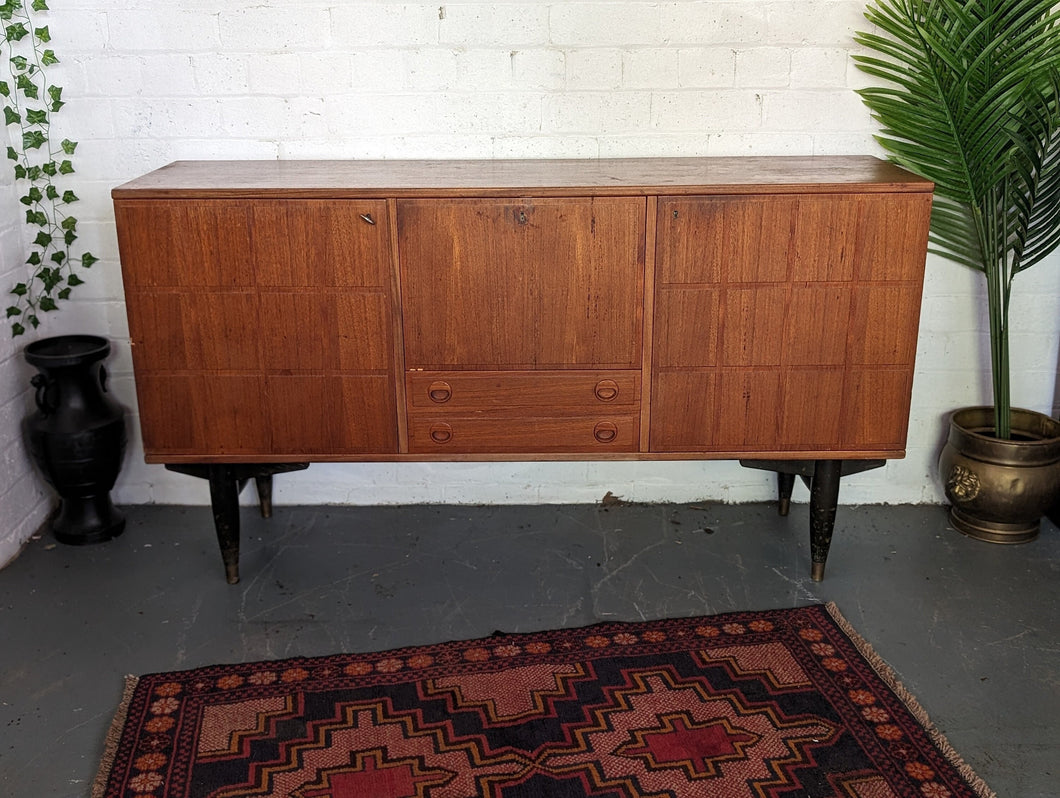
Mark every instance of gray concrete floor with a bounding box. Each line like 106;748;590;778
0;500;1057;797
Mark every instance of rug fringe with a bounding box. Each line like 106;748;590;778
91;675;139;798
823;602;997;798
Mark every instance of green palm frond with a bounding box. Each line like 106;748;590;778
854;0;1060;438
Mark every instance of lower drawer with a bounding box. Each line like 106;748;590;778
407;414;640;454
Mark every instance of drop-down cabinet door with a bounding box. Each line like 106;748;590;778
649;192;932;456
397;197;645;453
115;199;399;460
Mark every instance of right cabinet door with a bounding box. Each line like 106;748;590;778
650;192;931;454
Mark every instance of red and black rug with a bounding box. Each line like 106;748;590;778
93;604;993;797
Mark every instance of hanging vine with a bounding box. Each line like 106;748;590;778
2;0;96;336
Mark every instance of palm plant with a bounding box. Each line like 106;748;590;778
853;0;1060;439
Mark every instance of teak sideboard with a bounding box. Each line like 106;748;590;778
113;157;933;583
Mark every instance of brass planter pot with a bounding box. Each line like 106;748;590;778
938;406;1060;543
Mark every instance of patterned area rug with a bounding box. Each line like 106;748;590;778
93;604;994;797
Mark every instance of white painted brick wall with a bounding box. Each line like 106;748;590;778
0;0;1057;565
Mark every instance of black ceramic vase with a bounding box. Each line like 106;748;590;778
23;335;127;544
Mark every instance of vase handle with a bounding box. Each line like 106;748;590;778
100;363;109;393
31;374;57;416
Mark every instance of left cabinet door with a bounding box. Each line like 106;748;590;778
115;199;399;460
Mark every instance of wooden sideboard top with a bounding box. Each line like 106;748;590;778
112;156;934;199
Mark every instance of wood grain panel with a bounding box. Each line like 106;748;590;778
841;368;915;448
267;375;397;454
720;285;789;366
652;288;720;368
408;414;639;454
856;194;933;281
136;375;267;455
847;284;922;366
791;197;860;282
398;197;644;369
648;371;717;451
115;201;253;288
713;370;782;449
251;201;390;287
784;285;851;366
656;197;795;284
779;368;844;448
336;292;393;372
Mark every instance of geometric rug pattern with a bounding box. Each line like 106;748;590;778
93;603;994;797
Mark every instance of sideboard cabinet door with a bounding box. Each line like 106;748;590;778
650;193;931;454
116;199;399;459
397;197;645;370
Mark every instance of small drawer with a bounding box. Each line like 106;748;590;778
408;415;640;454
406;370;640;413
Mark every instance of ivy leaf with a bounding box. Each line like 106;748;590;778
6;145;16;160
0;80;8;97
39;296;57;311
11;282;27;296
45;184;58;200
22;129;45;149
32;0;49;11
50;250;65;264
60;138;76;154
13;163;25;179
12;322;25;336
10;55;28;72
61;190;77;203
57;287;70;300
67;273;84;286
4;105;19;124
5;22;28;42
15;73;37;99
28;314;39;329
33;230;51;247
26;165;40;181
40;49;58;67
33;25;49;44
26;108;46;125
81;252;98;268
6;305;20;317
58;158;73;174
25;209;47;226
60;216;76;232
63;229;76;245
23;185;42;203
41;160;55;175
47;85;61;112
26;251;40;265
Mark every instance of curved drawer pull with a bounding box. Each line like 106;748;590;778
594;379;619;402
593;421;618;444
428;381;452;403
359;212;376;225
429;423;453;444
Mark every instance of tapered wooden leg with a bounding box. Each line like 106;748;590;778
809;459;842;582
777;472;796;517
207;465;242;585
254;475;273;519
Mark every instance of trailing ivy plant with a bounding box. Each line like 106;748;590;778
2;0;96;336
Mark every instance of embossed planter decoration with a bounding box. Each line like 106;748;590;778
938;406;1060;543
23;335;127;545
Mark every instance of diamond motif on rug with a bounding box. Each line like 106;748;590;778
93;604;996;798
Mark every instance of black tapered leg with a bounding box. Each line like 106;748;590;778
207;465;242;585
255;475;274;519
809;459;842;582
777;472;797;517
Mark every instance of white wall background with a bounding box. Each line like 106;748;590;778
3;0;1059;563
